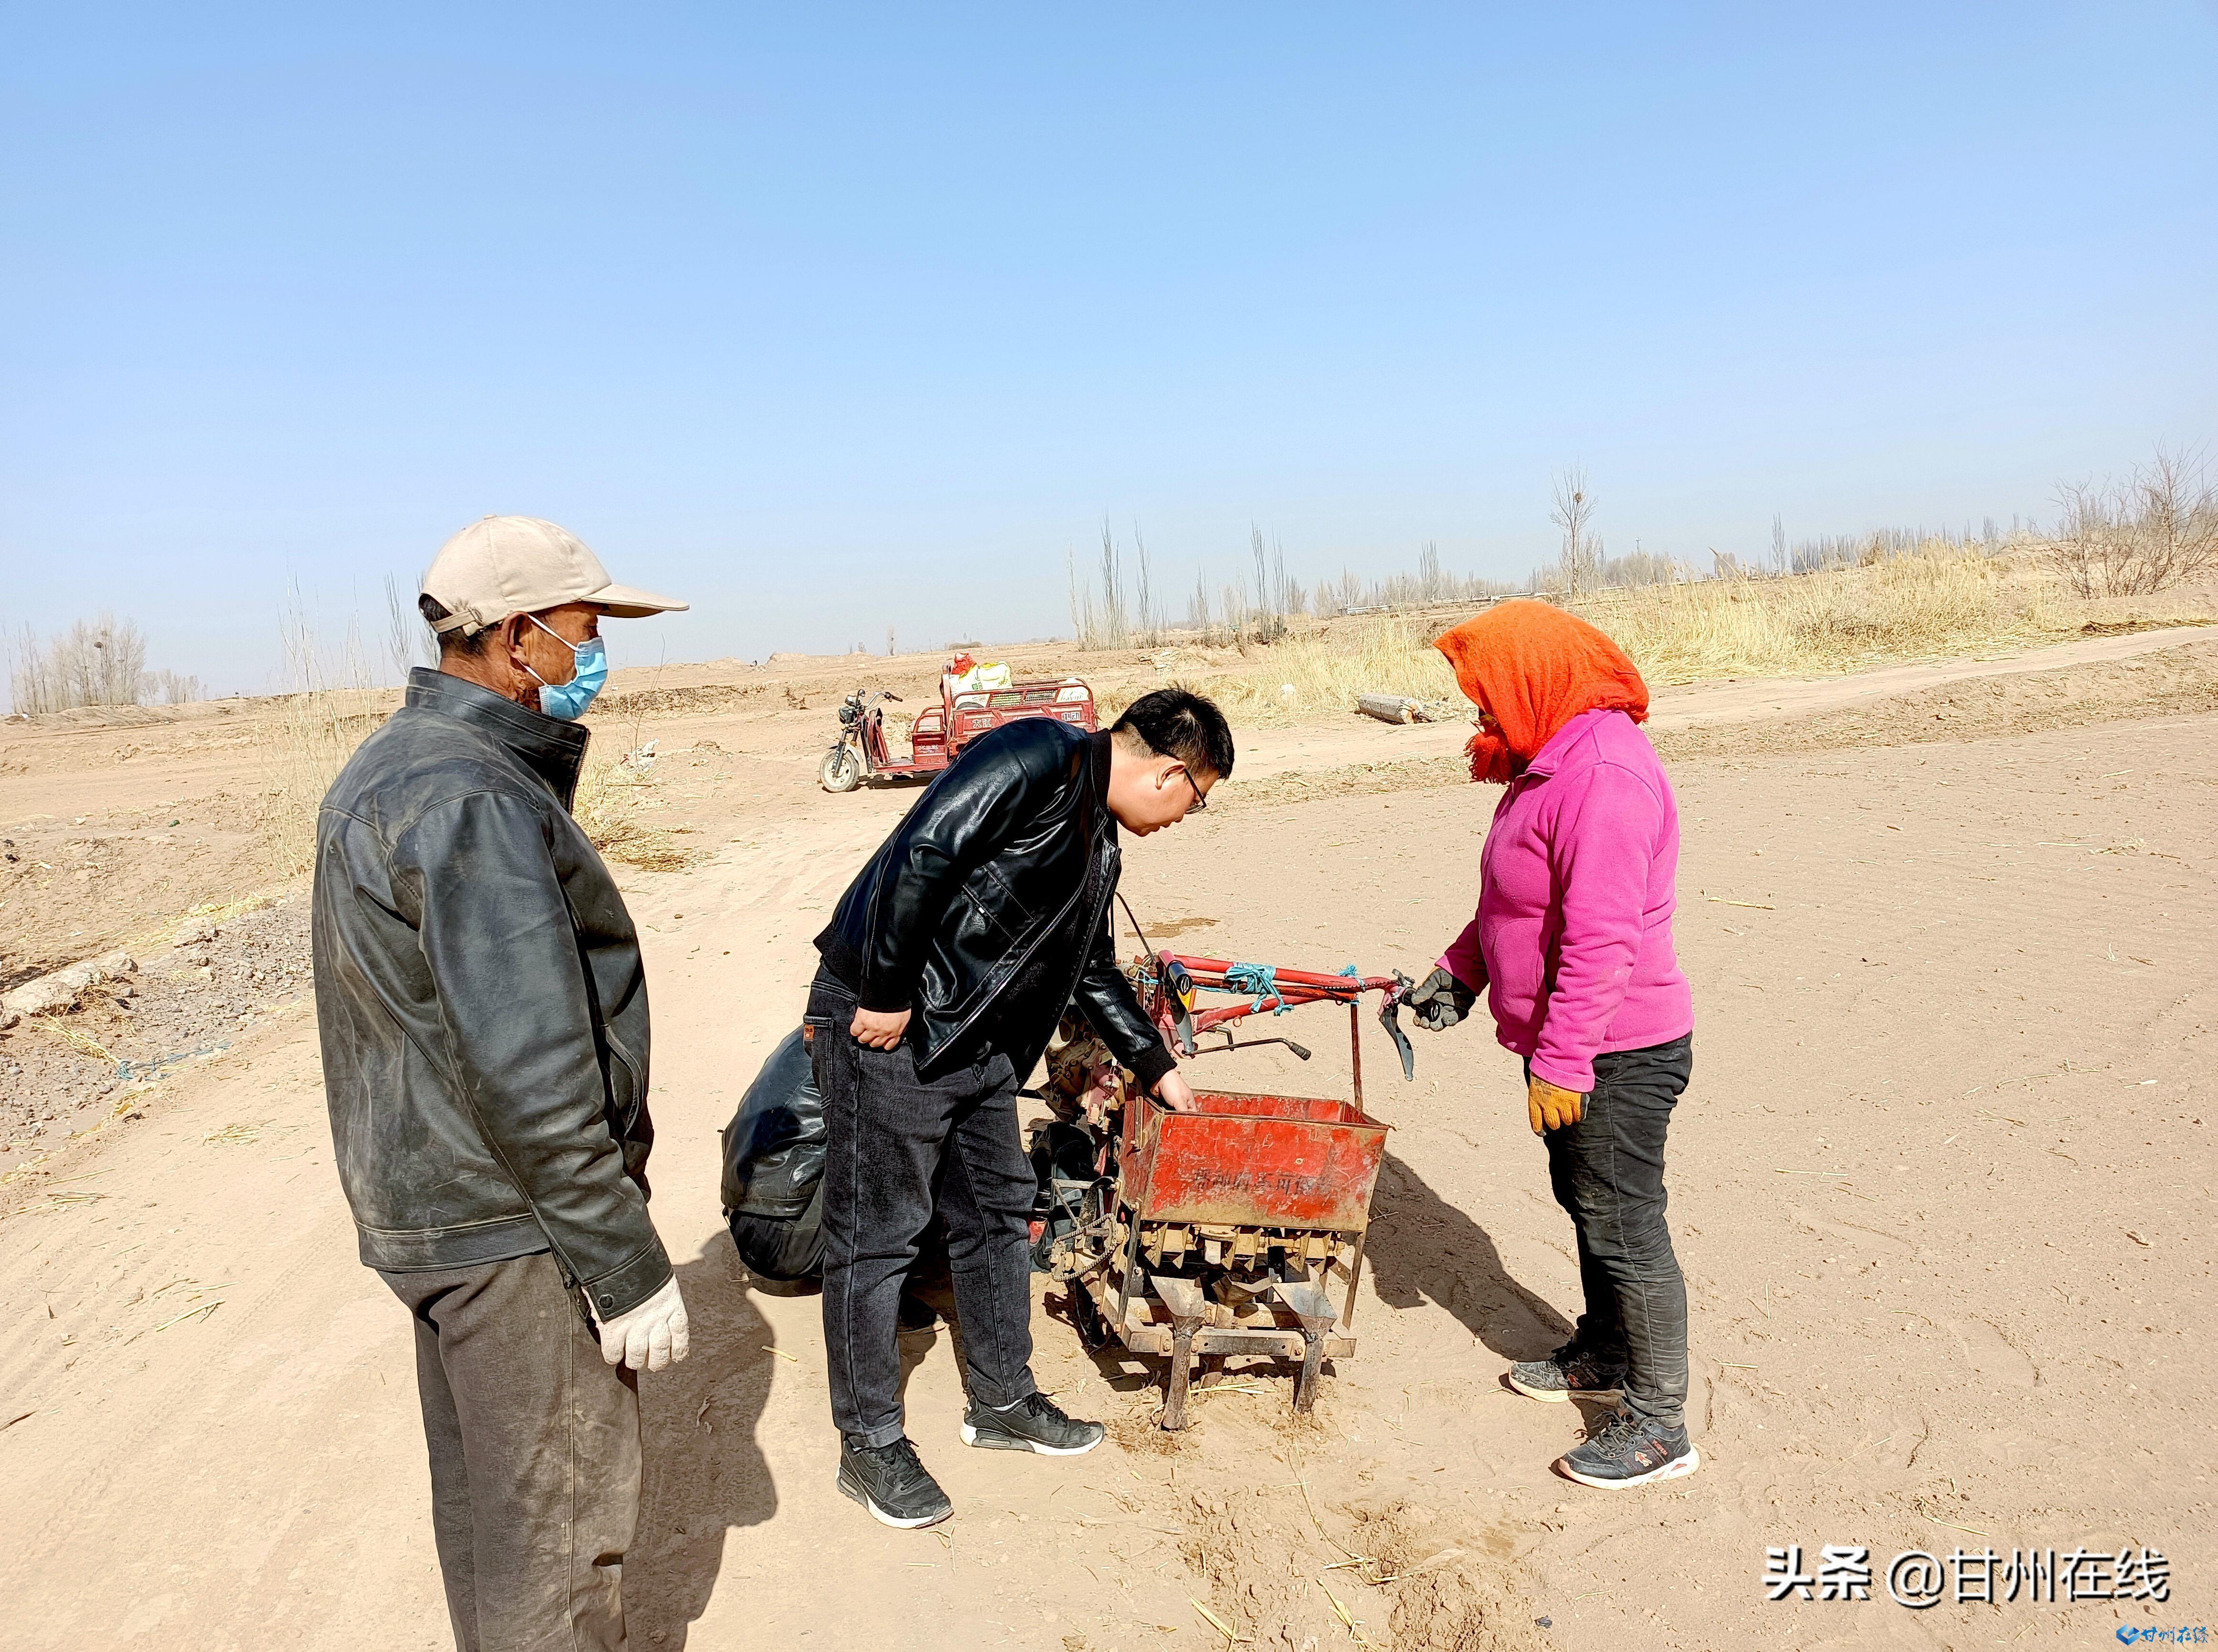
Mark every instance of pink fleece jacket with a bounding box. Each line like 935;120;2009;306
1437;706;1694;1092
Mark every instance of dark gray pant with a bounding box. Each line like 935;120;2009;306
382;1251;641;1652
1536;1034;1694;1432
808;972;1040;1447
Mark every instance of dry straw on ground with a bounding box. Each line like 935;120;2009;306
571;759;702;872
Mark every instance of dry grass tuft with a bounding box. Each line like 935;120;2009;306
1114;547;2178;728
1587;548;2068;684
572;760;704;872
257;689;388;877
257;598;390;877
203;1120;271;1146
23;1014;117;1065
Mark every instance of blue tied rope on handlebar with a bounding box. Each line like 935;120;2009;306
1223;961;1285;1014
1220;961;1366;1014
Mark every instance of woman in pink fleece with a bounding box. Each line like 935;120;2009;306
1407;601;1698;1489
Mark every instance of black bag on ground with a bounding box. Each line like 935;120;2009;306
720;1028;828;1281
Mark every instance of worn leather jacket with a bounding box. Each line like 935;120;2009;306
311;668;670;1322
815;720;1175;1089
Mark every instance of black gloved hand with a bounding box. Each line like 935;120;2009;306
1406;966;1477;1032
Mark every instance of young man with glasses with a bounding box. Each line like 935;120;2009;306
807;687;1233;1527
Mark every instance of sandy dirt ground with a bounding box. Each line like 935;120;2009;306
2;630;2212;1650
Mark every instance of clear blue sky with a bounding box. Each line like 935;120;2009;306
4;3;2214;696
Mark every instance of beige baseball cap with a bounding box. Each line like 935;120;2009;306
421;515;689;636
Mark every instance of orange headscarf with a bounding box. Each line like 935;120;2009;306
1432;600;1649;783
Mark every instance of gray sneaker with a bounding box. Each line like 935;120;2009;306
1555;1408;1700;1489
1507;1340;1627;1403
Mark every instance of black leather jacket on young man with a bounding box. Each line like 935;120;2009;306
815;719;1175;1091
311;668;669;1322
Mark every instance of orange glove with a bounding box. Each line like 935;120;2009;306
1527;1076;1587;1134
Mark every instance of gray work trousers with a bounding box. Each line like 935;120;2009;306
382;1250;641;1652
1535;1033;1695;1432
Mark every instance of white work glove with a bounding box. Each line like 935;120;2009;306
595;1274;690;1372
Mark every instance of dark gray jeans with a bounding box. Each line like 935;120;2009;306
808;971;1039;1447
382;1250;641;1652
1535;1034;1694;1432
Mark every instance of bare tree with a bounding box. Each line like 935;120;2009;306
80;616;144;705
1069;524;1144;649
1133;525;1159;648
1249;526;1285;642
7;623;51;713
2131;446;2218;588
9;614;156;713
2048;445;2218;597
1269;535;1308;618
1097;520;1130;648
1187;568;1211;633
1551;468;1598;596
1322;556;1522;614
1416;541;1448;604
147;668;204;704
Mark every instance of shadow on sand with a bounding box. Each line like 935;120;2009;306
629;1228;992;1644
1361;1151;1572;1359
629;1231;779;1650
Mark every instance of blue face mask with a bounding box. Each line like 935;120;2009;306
523;616;609;721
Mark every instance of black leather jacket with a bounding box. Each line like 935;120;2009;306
815;720;1175;1090
311;668;670;1322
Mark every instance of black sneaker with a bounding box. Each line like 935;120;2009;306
959;1391;1105;1456
1506;1340;1627;1403
1555;1408;1700;1489
837;1437;954;1528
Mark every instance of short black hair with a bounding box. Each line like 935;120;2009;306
418;593;491;659
1111;687;1235;780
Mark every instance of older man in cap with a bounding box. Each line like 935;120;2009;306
313;515;691;1651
